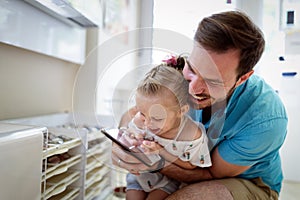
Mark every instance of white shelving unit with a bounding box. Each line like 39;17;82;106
84;131;112;200
42;128;85;200
1;113;115;200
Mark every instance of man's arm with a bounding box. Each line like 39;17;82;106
160;147;250;183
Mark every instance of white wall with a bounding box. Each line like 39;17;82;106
0;1;104;121
0;42;79;120
280;73;300;182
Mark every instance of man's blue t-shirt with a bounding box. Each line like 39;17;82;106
189;74;288;194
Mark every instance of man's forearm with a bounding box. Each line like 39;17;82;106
160;162;213;183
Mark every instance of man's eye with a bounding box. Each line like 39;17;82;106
186;60;196;74
208;81;220;86
206;80;224;87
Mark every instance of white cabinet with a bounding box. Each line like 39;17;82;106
0;123;45;200
0;0;86;64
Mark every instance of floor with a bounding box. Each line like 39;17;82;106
105;178;300;200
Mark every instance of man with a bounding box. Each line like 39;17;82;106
113;11;287;199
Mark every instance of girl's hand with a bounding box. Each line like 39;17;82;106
141;140;162;154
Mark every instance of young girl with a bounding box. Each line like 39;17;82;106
125;59;212;200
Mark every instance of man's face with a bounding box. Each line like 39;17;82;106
182;43;240;110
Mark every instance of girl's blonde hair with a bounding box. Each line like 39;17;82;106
137;64;189;108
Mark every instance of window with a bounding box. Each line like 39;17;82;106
152;0;236;62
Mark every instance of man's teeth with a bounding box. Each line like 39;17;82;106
191;94;206;100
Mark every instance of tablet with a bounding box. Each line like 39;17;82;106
100;128;161;167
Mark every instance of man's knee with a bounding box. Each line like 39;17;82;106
166;180;233;200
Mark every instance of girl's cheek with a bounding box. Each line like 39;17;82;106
153;122;163;129
159;120;167;128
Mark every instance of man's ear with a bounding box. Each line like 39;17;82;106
179;104;189;116
236;70;254;86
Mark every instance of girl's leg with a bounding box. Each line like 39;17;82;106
146;189;169;200
126;189;147;200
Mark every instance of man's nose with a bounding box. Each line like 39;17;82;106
189;76;206;95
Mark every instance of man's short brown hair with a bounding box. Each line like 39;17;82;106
194;11;265;79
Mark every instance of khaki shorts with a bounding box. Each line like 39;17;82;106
216;177;278;200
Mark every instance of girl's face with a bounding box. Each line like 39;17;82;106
135;90;182;138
